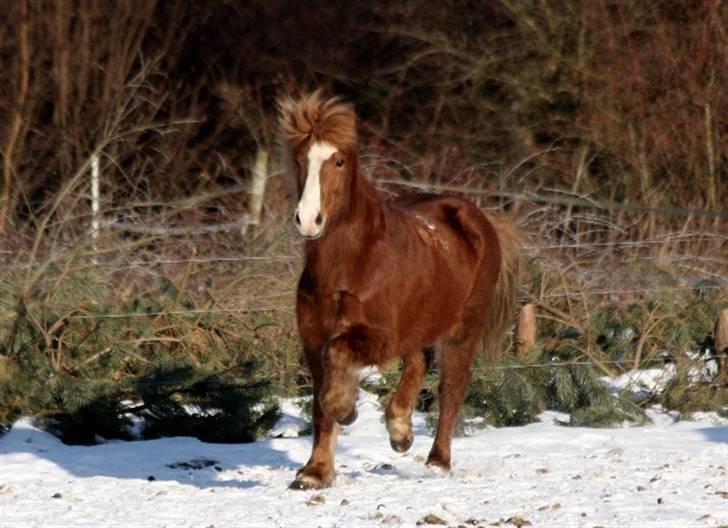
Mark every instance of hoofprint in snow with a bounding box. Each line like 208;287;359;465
1;392;726;528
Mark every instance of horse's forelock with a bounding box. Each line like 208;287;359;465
278;92;357;154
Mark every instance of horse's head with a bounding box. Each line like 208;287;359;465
279;92;357;239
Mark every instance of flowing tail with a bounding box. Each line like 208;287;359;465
482;213;523;362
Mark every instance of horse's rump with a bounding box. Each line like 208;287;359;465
391;193;521;361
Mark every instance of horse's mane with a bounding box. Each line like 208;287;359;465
278;91;357;153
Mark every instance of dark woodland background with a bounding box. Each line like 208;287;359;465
1;0;725;224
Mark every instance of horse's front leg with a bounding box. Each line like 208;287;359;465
385;347;431;452
319;334;362;425
292;328;382;489
290;347;340;490
291;335;361;489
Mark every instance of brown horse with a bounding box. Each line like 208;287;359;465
278;92;521;490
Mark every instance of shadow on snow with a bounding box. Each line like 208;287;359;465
0;419;307;490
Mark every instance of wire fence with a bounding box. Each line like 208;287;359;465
65;304;294;320
2;185;725;342
2;178;725;277
40;354;728;389
7;280;711;322
375;179;728;220
4;245;724;321
391;354;727;374
535;283;726;299
4;237;727;272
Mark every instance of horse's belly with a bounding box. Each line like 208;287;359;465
380;258;473;353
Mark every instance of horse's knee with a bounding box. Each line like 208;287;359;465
319;337;360;424
319;381;358;425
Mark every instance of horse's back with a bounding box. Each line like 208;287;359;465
389;192;500;267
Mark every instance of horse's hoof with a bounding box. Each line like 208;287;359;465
386;415;413;453
425;456;451;473
389;432;414;453
289;473;330;490
337;406;358;426
289;478;320;490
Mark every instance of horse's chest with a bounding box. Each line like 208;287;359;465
301;281;388;338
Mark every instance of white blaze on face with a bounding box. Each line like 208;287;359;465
296;141;337;238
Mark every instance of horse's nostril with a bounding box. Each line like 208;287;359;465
294;211;301;226
315;212;323;226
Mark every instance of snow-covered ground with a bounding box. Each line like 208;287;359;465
1;391;726;528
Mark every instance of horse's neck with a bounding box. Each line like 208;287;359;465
305;167;386;273
348;169;384;228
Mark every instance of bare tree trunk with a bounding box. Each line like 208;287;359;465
1;0;30;232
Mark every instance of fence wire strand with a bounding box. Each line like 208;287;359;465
47;354;728;388
25;281;716;321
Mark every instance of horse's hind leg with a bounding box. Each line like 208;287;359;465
385;346;433;452
427;327;481;471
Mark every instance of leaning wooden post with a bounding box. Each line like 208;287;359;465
242;148;268;235
716;308;728;372
515;303;536;356
90;153;100;264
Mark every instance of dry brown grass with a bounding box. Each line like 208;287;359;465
0;2;725;426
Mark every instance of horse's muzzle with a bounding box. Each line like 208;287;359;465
294;208;325;239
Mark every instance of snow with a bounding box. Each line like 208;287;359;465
1;391;727;528
603;367;676;399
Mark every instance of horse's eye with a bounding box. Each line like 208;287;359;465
335;159;345;168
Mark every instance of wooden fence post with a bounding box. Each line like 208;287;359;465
242;148;268;235
516;303;536;356
90;154;100;263
716;308;728;372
